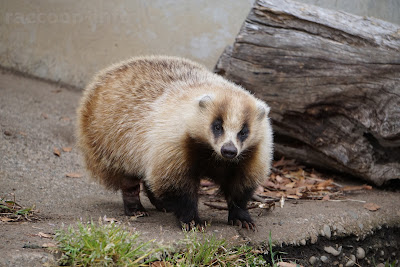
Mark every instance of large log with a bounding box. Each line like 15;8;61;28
215;0;400;186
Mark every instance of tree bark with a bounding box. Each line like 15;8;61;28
215;0;400;186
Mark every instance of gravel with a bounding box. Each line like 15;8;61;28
323;224;332;239
356;247;366;259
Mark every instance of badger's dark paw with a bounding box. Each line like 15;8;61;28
229;219;256;231
228;208;256;231
124;204;149;217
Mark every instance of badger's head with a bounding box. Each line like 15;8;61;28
192;90;271;161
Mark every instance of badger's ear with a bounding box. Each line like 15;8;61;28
256;100;270;120
198;94;213;108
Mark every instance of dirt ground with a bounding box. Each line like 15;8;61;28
0;69;399;266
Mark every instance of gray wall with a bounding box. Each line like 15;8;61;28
1;0;399;88
0;0;253;88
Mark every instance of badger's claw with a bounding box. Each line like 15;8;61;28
229;219;256;231
181;219;207;232
132;210;149;217
125;207;149;217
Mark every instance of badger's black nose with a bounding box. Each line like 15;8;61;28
221;142;238;159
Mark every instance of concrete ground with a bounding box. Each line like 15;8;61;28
0;69;399;266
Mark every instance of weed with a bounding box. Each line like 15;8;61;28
54;222;269;266
55;220;157;266
165;228;267;266
0;194;37;222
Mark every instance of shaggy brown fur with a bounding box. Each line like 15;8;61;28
76;56;273;229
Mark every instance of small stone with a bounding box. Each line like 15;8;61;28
349;254;356;262
300;239;306;246
336;225;345;235
309;256;317;265
320;255;329;263
311;235;318;244
324;246;341;256
323;224;331;239
380;250;384;256
3;130;12;136
356;247;366;259
376;264;385;267
345;260;355;267
358;223;363;230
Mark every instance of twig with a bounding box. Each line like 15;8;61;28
327;198;366;203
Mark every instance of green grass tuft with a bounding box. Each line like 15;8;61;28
55;220;157;266
54;221;272;266
161;228;267;266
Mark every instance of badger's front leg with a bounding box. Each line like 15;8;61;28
223;186;256;230
162;191;203;229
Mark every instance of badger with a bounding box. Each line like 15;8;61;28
76;56;273;230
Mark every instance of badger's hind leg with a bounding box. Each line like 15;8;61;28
143;182;171;212
120;175;149;217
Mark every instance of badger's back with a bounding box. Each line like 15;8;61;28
76;56;209;188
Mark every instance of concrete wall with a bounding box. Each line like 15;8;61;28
1;0;399;88
0;0;253;88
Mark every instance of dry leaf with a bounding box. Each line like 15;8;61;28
38;232;53;239
273;157;296;168
285;182;296;189
322;195;330;201
1;217;14;222
151;261;173;267
201;187;219;195
341;185;372;191
364;202;380;211
42;242;57;248
262;180;278;189
66;172;82;178
53;147;61;157
278;262;303;267
62;147;72;152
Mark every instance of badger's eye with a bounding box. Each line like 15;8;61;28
211;119;223;138
214;124;222;131
238;125;249;142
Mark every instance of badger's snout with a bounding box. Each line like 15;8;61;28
221;141;238;159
